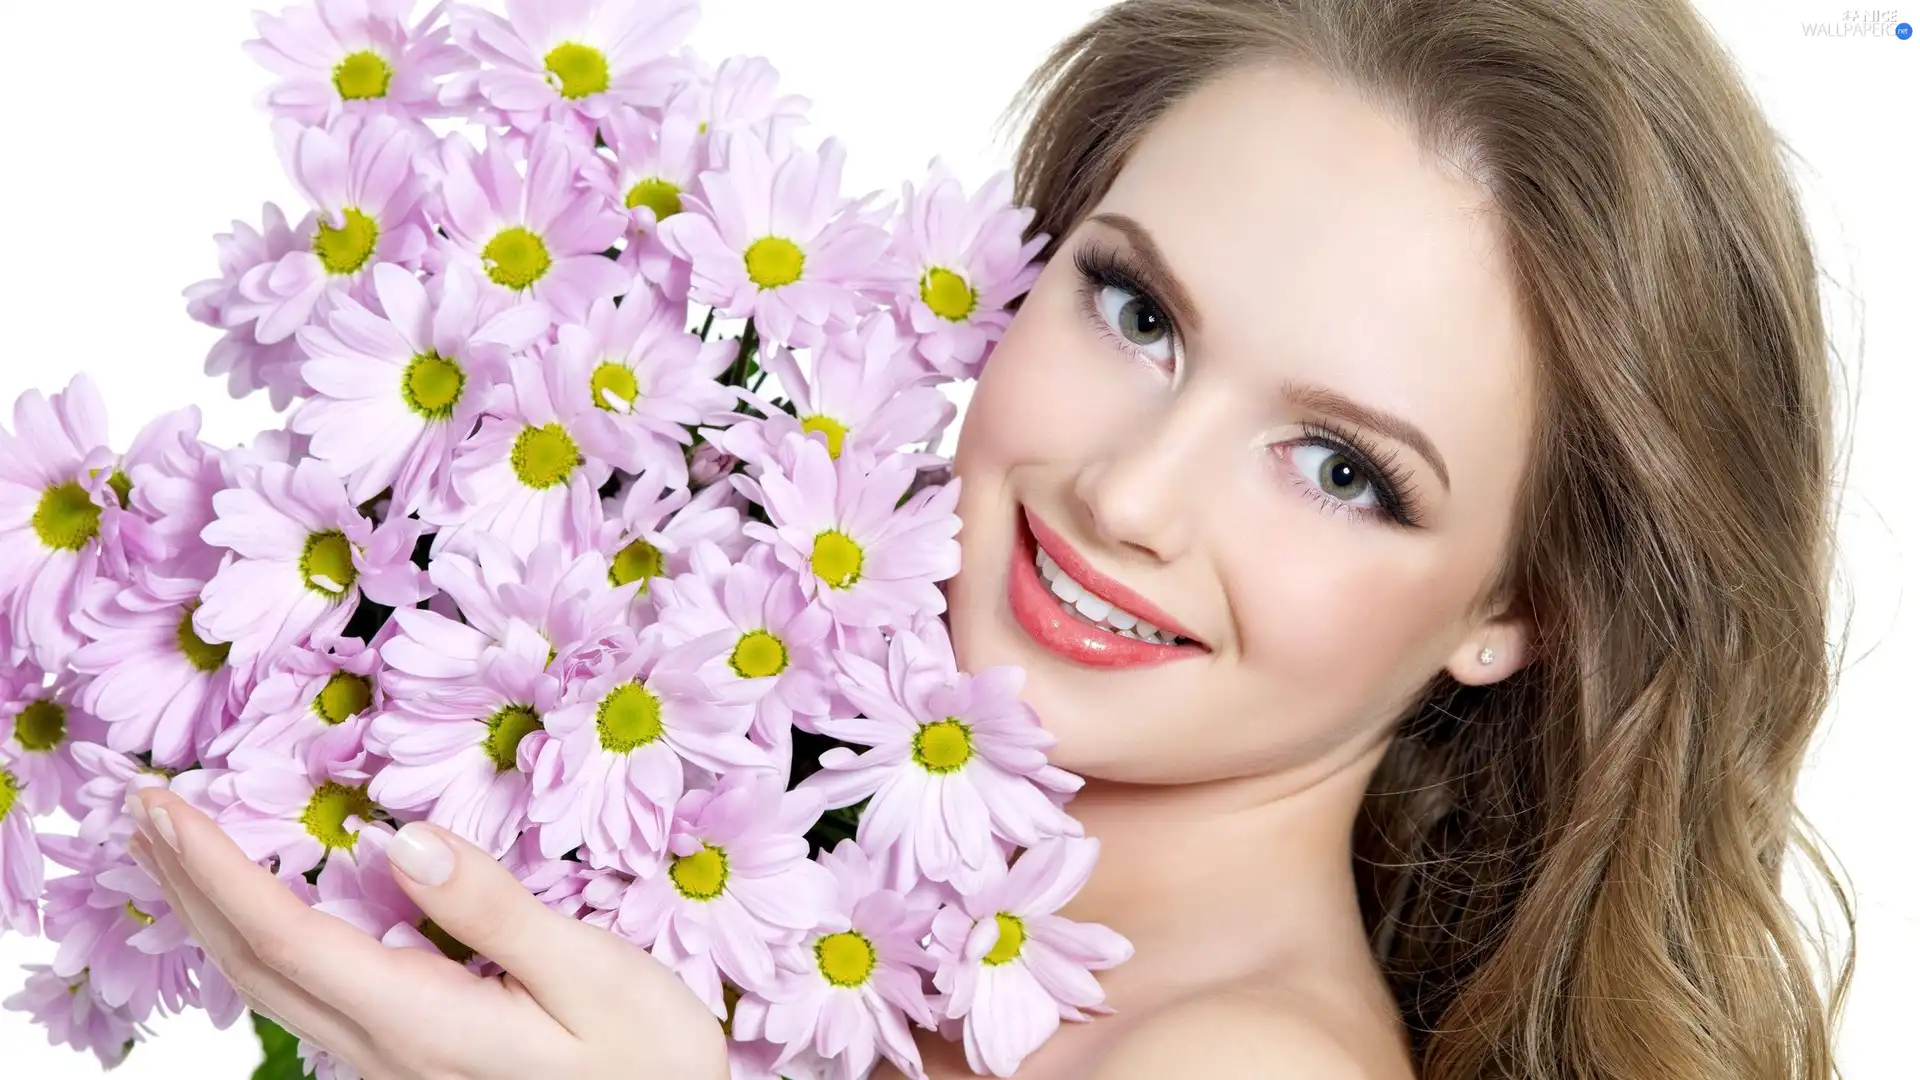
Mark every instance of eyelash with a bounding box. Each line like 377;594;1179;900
1070;243;1426;529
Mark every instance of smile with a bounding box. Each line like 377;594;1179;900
1007;505;1209;668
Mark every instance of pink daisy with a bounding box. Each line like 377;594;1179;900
314;821;484;966
596;469;749;602
657;130;892;349
0;674;106;818
212;742;381;881
196;458;431;678
184;203;317;409
884;160;1048;382
88;407;208;582
2;965;146;1069
667;53;811;154
205;633;386;777
800;624;1083;893
524;631;766;874
245;0;467;125
547;279;738;486
0;749;45;936
742;434;961;630
929;838;1134;1078
434;124;629;321
292;261;550;515
67;742;167;848
446;0;696;131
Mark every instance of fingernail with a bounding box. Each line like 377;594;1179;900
148;806;179;851
389;823;453;886
124;788;150;827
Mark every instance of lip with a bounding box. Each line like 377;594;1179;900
1007;506;1209;669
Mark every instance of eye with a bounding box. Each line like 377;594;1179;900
1091;284;1176;368
1288;443;1384;513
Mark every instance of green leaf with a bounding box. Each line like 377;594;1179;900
250;1011;309;1080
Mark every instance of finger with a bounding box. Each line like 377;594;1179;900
382;820;686;1035
128;830;374;1064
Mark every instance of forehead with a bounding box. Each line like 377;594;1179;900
1092;62;1535;474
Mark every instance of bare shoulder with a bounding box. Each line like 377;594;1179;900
1090;990;1412;1080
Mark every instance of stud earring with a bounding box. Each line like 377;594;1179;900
1477;646;1495;665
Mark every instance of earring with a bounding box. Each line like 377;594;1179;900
1477;646;1495;665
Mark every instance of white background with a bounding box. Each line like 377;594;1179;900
0;0;1912;1076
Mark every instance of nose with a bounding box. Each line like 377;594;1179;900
1071;396;1223;563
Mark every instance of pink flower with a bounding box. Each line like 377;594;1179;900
524;631;766;873
595;471;748;603
667;53;810;152
657;131;891;349
184;203;317;408
588;100;706;300
743;435;961;630
196;458;432;679
434;125;629;321
2;965;146;1069
313;822;487;965
742;839;938;1080
0;752;45;936
446;0;697;130
547;280;738;487
66;743;167;848
1;674;107;818
929;838;1133;1078
212;742;381;881
884;160;1048;382
800;624;1083;893
245;0;467;125
0;375;123;669
292;262;550;515
206;634;386;776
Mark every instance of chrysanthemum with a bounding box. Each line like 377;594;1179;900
184;203;317;409
211;741;384;881
245;0;466;125
742;839;938;1080
929;838;1134;1078
2;965;145;1069
595;470;748;603
313;821;487;966
586;99;705;298
605;772;836;1014
0;749;45;936
435;125;629;321
446;0;696;130
366;617;558;855
667;53;811;152
196;458;431;678
205;633;385;776
1;674;105;819
293;262;549;515
0;375;122;670
548;280;737;487
69;567;242;770
227;114;432;343
800;624;1083;893
725;317;954;469
66;741;165;847
884;160;1048;382
743;434;960;629
524;631;766;874
427;350;622;561
657;131;891;349
88;407;208;582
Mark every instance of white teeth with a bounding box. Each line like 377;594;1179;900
1033;545;1187;645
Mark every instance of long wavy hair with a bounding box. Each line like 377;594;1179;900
998;1;1858;1076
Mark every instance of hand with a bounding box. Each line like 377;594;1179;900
124;786;730;1080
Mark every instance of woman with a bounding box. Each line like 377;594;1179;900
123;0;1855;1077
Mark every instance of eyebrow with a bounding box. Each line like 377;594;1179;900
1086;212;1451;494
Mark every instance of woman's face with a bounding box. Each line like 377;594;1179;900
947;62;1538;785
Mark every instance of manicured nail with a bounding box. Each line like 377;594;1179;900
124;787;150;827
389;823;453;886
148;806;179;851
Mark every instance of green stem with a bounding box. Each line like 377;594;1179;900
698;307;716;341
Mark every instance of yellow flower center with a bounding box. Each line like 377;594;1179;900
332;50;393;101
596;681;663;754
815;931;877;988
809;530;863;590
314;672;373;725
669;844;728;901
744;236;804;289
920;266;978;322
300;782;376;851
912;719;972;773
625;178;683;222
314;207;380;276
729;630;787;679
124;900;157;927
175;604;231;673
589;361;639;411
105;469;132;509
402;351;465;421
0;769;17;822
483;704;542;772
32;480;101;552
543;41;610;100
510;423;581;489
419;917;475;963
299;530;358;597
14;700;66;753
482;226;552;290
609;538;663;590
983;912;1026;966
799;415;849;460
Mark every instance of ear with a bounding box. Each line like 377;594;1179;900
1445;602;1535;687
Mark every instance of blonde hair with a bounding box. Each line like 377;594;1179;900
1001;1;1857;1076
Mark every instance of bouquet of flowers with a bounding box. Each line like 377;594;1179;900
0;2;1133;1077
